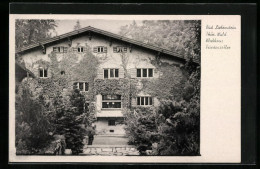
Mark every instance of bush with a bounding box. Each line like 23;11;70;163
155;100;200;155
124;60;200;156
54;89;88;155
124;108;159;155
16;87;53;154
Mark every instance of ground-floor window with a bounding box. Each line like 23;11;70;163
102;94;121;109
73;82;89;92
39;67;48;78
108;120;116;126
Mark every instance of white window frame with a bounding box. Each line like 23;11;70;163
39;67;48;78
77;46;84;53
103;68;119;79
136;68;154;78
97;46;105;53
102;94;122;109
74;82;89;92
53;46;68;53
113;46;127;53
136;96;153;106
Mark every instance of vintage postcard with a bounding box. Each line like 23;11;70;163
9;15;240;163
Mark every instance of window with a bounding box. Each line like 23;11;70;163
109;130;114;133
137;69;141;77
113;46;127;53
143;69;147;77
104;69;119;79
102;94;121;109
137;96;153;106
136;68;154;78
78;46;84;53
73;82;89;92
149;68;153;77
53;46;68;53
61;71;65;75
108;120;115;126
39;67;48;78
93;46;107;53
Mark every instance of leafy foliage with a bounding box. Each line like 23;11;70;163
15;86;53;154
120;20;201;60
54;89;87;155
16;46;98;155
74;20;82;30
124;59;200;156
142;61;187;101
15;19;57;50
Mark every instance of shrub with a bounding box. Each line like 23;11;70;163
124;60;200;156
54;89;88;155
15;87;53;154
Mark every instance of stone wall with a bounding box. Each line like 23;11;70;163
81;145;139;156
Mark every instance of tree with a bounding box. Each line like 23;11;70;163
120;20;201;60
54;89;88;155
124;59;200;155
15;19;57;50
15;86;53;154
74;20;81;30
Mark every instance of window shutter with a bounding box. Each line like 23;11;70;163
119;68;124;78
93;47;98;53
154;68;159;78
132;97;137;107
153;97;159;107
64;47;68;53
113;47;117;53
73;47;78;52
38;68;41;77
96;94;102;111
83;47;87;52
103;47;107;53
130;68;136;78
96;68;103;79
73;82;78;89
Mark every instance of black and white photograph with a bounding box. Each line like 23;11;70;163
14;18;201;156
9;13;242;163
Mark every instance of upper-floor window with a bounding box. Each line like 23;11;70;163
137;68;153;78
78;46;84;53
104;68;119;79
93;46;107;53
53;46;68;53
137;96;153;106
113;46;127;53
102;94;121;109
39;67;48;78
73;82;89;92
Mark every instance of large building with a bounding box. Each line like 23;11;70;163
15;26;193;136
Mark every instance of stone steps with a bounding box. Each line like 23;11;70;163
80;145;139;156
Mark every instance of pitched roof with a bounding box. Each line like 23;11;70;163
15;60;36;78
16;26;189;62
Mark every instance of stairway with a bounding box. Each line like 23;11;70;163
80;135;139;156
81;145;139;156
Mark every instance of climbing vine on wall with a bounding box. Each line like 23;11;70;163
142;59;188;102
